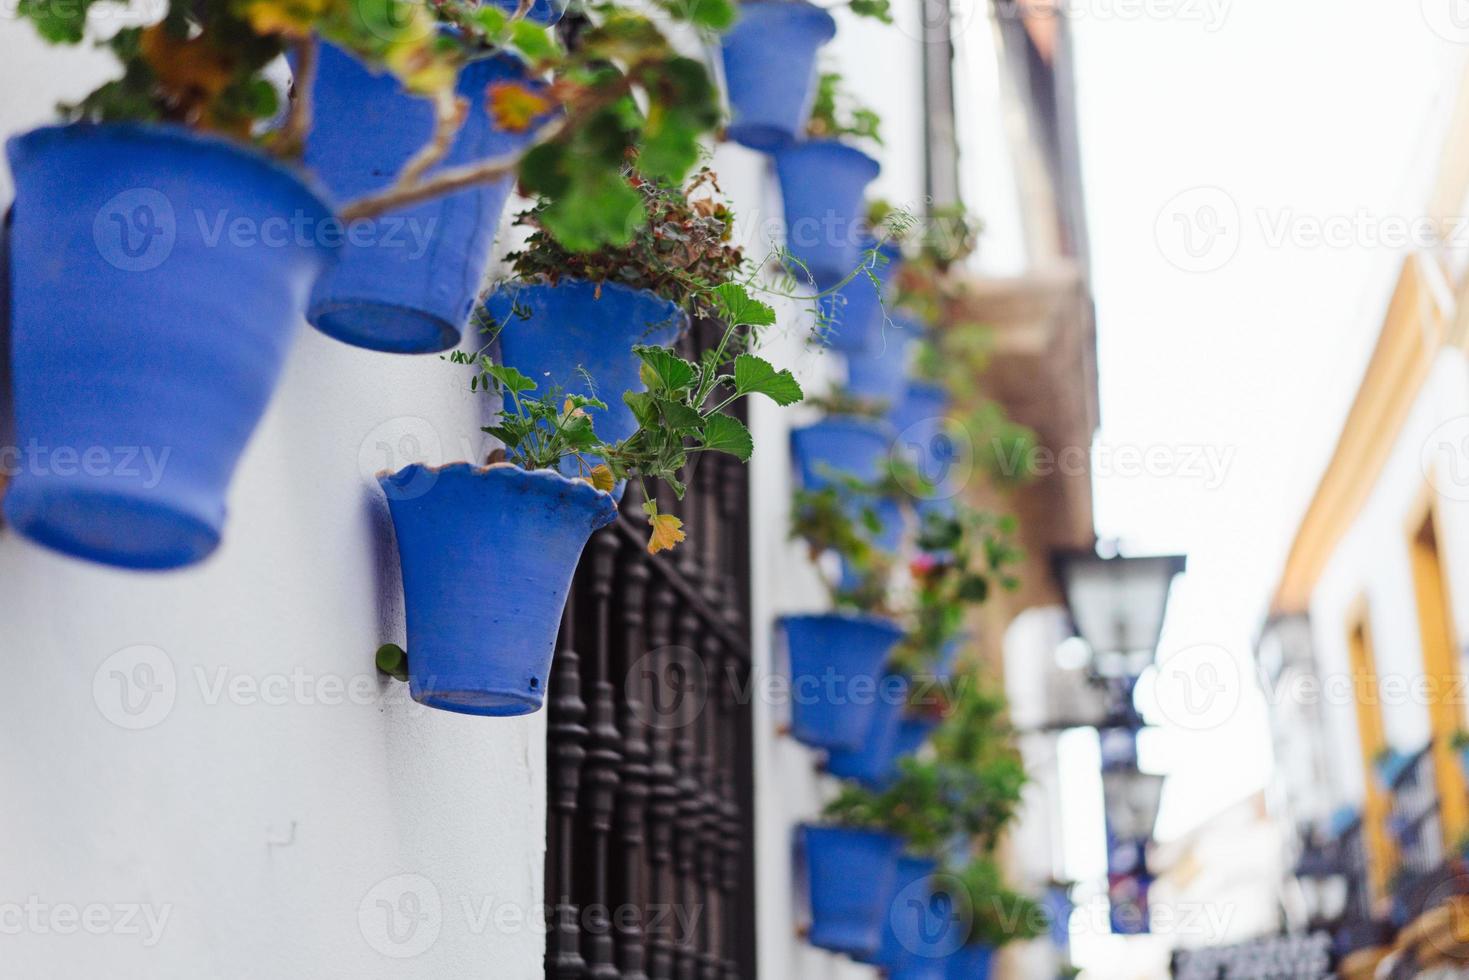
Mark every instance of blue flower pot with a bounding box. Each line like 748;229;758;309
846;313;920;404
799;825;902;957
826;672;910;788
817;240;902;353
878;856;951;971
790;416;895;488
721;1;836;151
792;417;904;573
380;463;618;715
893;714;939;758
890;380;964;503
485;278;687;476
305;47;545;354
4;123;336;569
1458;745;1469;782
779;614;905;750
945;942;994;979
774;140;880;286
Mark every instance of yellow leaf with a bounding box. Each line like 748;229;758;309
488;82;551;133
647;513;686;555
588;465;615;493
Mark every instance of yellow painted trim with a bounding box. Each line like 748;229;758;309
1274;260;1444;612
1405;489;1469;846
1346;600;1396;900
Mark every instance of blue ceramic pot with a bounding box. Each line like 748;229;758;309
826;672;910;788
792;417;904;573
799;825;902;957
485;278;687;470
790;416;894;488
875;856;946;970
774;140;880;286
846;313;921;404
721;1;836;151
890;380;964;504
817;240;902;353
305;47;546;354
779;614;904;750
945;942;994;979
892;961;948;980
381;463;618;715
4;124;336;569
893;714;940;759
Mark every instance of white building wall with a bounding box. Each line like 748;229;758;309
1307;345;1469;810
0;4;987;978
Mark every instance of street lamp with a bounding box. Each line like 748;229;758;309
1052;550;1186;678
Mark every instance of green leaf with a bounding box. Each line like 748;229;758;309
486;363;538;397
702;413;753;461
624;391;657;427
733;354;803;406
510;19;560;62
680;0;736;30
714;282;776;327
656;398;705;431
19;0;96;43
634;346;699;393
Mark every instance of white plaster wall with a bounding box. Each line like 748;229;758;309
0;19;548;980
0;4;1008;977
1306;346;1469;810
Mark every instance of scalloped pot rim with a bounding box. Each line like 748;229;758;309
377;461;618;526
489;276;692;333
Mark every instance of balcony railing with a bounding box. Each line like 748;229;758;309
1386;743;1443;896
544;316;758;980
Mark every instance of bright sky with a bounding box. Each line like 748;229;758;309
1071;0;1469;844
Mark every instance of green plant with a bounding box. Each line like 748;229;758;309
949;856;1047;947
503;168;746;317
22;0;731;253
465;282;803;552
888;506;1021;675
823;753;1025;856
807;70;882;144
1452;730;1469;751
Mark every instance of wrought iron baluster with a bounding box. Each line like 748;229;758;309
672;602;706;980
548;601;588;980
646;585;679;980
613;551;653;980
581;530;622;979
